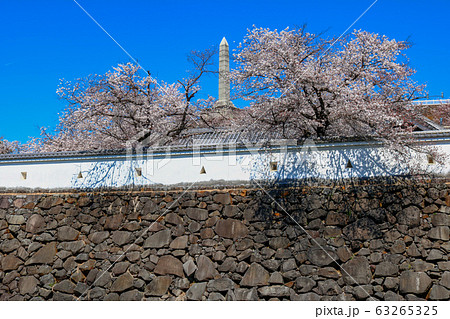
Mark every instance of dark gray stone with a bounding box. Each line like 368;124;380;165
441;272;450;289
342;256;371;285
154;255;184;277
146;276;172;296
374;262;398;277
397;206;421;227
25;242;56;265
57;226;79;241
240;263;269;287
1;255;23;271
399;271;432;294
183;259;197;276
428;226;449;241
269;237;290;250
53;279;76;294
215;219;248;239
0;238;21;253
208;292;226;301
343;217;381;241
290;292;320;301
213;193;231;205
318;279;342;295
307;246;338;267
88;231;109;244
186;282;207;301
195;255;218;281
26;214;45;233
429;285;449;300
18;276;38;295
207;277;235;292
258;286;291;297
110;272;134;292
295;277;315;293
144;229;171;248
112;231;132;246
186;208;208;221
88;287;106;299
170;236;188;249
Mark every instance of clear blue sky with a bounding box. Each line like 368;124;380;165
1;0;449;143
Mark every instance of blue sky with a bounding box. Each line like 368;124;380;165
1;0;449;143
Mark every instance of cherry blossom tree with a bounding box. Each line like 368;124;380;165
231;27;428;147
32;49;217;153
0;137;17;154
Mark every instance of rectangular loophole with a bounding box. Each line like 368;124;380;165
270;161;278;171
21;172;27;180
135;168;142;177
427;155;435;165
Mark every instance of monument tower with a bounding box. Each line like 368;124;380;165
215;37;234;108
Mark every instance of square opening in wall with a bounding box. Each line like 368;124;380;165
21;172;27;180
135;168;142;177
270;161;278;171
427;155;435;165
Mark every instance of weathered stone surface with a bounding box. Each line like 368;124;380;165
207;277;235;292
6;214;25;225
269;237;290;250
186;282;207;300
295;277;315;293
53;279;76;294
59;241;84;254
258;285;291;297
291;292;320;301
165;212;183;225
0;238;21;253
112;231;132;246
429;285;449;300
374;262;398;277
104;214;123;230
25;214;45;233
399;271;432;294
397;206;421;227
213;193;231;205
120;289;143;301
18;276;38;295
170;236;188;249
342;257;371;285
186;208;208;221
215;219;248;239
111;272;134;292
57;226;79;241
144;229;171;248
25;242;56;265
431;213;448;226
343;217;381;241
155;255;184;277
195;255;218;281
240;263;269;287
1;255;23;271
441;272;450;289
183;259;197;276
307;246;338;267
428;226;449;241
88;231;109;244
38;197;63;209
318;279;342;295
146;276;172;296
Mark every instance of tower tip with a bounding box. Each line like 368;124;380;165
220;37;228;46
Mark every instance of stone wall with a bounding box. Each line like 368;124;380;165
0;181;449;301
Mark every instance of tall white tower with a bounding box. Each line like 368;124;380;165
216;37;233;108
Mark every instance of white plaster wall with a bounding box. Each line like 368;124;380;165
0;142;449;189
